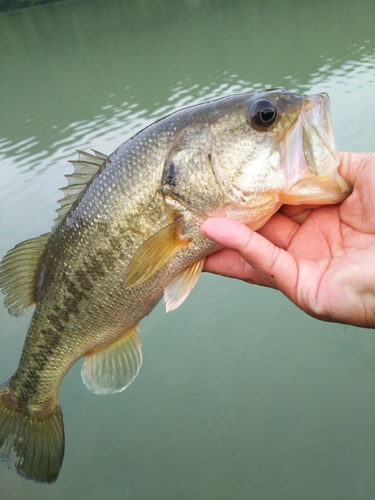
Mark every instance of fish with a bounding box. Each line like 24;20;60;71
0;89;350;483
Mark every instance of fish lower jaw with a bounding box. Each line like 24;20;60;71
280;175;351;205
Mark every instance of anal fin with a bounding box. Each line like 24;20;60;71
81;327;142;395
164;259;205;313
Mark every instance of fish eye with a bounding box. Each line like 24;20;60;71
248;99;278;131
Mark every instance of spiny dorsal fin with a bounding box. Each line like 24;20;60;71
0;233;51;317
0;150;108;317
53;150;108;228
81;326;142;395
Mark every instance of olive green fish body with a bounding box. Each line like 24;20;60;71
0;90;351;483
8;103;227;404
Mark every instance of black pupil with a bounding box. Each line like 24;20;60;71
260;107;275;123
249;99;277;130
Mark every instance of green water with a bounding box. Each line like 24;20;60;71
0;1;375;498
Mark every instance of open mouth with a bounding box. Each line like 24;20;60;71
278;93;351;204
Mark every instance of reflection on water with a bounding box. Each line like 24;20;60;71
0;1;375;499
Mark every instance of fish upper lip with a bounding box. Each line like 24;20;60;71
302;92;329;111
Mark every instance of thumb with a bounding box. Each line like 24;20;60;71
200;217;297;290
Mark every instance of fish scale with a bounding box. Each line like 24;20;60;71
0;89;350;483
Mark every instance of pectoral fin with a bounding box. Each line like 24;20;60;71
81;326;142;395
164;259;205;313
124;218;190;289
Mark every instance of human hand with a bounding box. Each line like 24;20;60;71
201;152;375;328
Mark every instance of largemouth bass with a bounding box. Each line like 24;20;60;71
0;89;350;483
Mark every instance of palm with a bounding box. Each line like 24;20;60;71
202;152;375;328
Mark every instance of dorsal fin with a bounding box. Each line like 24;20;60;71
53;150;108;228
0;150;108;317
0;233;51;317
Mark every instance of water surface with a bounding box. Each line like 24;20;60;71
0;1;375;499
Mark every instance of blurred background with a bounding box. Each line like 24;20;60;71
0;1;374;498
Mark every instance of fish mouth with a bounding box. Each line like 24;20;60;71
278;93;351;204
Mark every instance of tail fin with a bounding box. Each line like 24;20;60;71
0;383;64;483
